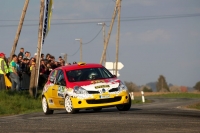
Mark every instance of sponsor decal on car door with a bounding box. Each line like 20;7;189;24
52;70;65;107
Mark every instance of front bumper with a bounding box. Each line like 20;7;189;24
71;91;129;109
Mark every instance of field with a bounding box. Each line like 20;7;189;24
131;92;200;98
131;92;200;110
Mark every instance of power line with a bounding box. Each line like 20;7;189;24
82;27;103;45
67;45;81;56
67;41;80;56
0;13;199;27
67;27;103;56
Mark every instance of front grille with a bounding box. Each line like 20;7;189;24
109;88;119;92
87;91;100;94
86;96;121;104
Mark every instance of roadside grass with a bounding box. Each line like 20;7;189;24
187;102;200;110
131;92;200;98
141;92;200;99
133;92;200;110
0;90;42;116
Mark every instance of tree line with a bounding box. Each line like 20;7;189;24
125;75;200;92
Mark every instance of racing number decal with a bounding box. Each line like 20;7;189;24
91;80;105;84
95;85;110;89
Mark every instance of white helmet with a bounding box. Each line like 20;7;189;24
88;71;98;79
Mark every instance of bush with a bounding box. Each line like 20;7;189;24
124;81;139;92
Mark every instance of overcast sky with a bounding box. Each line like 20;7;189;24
0;0;200;87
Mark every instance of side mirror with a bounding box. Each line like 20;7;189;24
113;75;117;78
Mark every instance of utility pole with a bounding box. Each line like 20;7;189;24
29;0;45;97
98;22;106;65
63;54;67;64
10;0;29;61
115;0;121;77
100;0;120;65
75;39;82;62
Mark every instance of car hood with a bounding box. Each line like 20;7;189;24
72;78;120;91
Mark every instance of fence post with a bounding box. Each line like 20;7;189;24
141;91;145;103
130;92;134;100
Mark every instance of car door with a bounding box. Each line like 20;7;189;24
45;69;58;97
52;69;66;108
44;69;58;108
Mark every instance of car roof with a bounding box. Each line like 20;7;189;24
57;63;104;71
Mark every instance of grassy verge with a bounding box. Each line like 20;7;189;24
137;92;200;110
144;92;200;98
187;102;200;110
0;90;42;116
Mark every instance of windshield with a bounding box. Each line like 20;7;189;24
66;67;114;82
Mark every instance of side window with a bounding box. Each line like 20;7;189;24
55;70;66;86
49;70;58;83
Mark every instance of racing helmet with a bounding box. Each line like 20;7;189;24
88;71;98;79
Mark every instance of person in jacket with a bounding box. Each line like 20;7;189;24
9;54;20;91
18;48;24;58
0;53;9;90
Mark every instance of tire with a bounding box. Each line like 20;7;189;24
42;97;54;115
65;95;76;114
93;108;102;112
116;95;131;111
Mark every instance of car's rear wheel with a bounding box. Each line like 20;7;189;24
116;95;131;111
93;108;102;112
42;97;54;115
65;95;76;114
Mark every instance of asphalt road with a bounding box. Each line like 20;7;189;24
0;98;200;133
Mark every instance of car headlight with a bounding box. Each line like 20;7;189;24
118;81;127;91
74;86;88;94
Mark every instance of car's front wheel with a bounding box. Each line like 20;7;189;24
65;95;76;114
42;97;54;115
116;95;131;111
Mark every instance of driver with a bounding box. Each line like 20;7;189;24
88;71;99;80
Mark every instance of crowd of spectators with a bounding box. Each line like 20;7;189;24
3;47;75;90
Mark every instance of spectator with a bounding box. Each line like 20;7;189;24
9;54;20;91
20;58;31;90
45;53;51;61
0;53;9;90
21;58;30;76
60;59;65;66
41;53;44;60
18;48;24;58
18;55;23;62
17;56;23;88
27;52;31;59
44;62;52;76
34;53;37;58
30;58;36;71
73;61;77;64
24;51;29;59
38;60;48;87
58;56;62;62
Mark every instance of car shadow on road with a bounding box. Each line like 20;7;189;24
54;108;142;115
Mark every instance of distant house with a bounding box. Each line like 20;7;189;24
180;86;188;92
